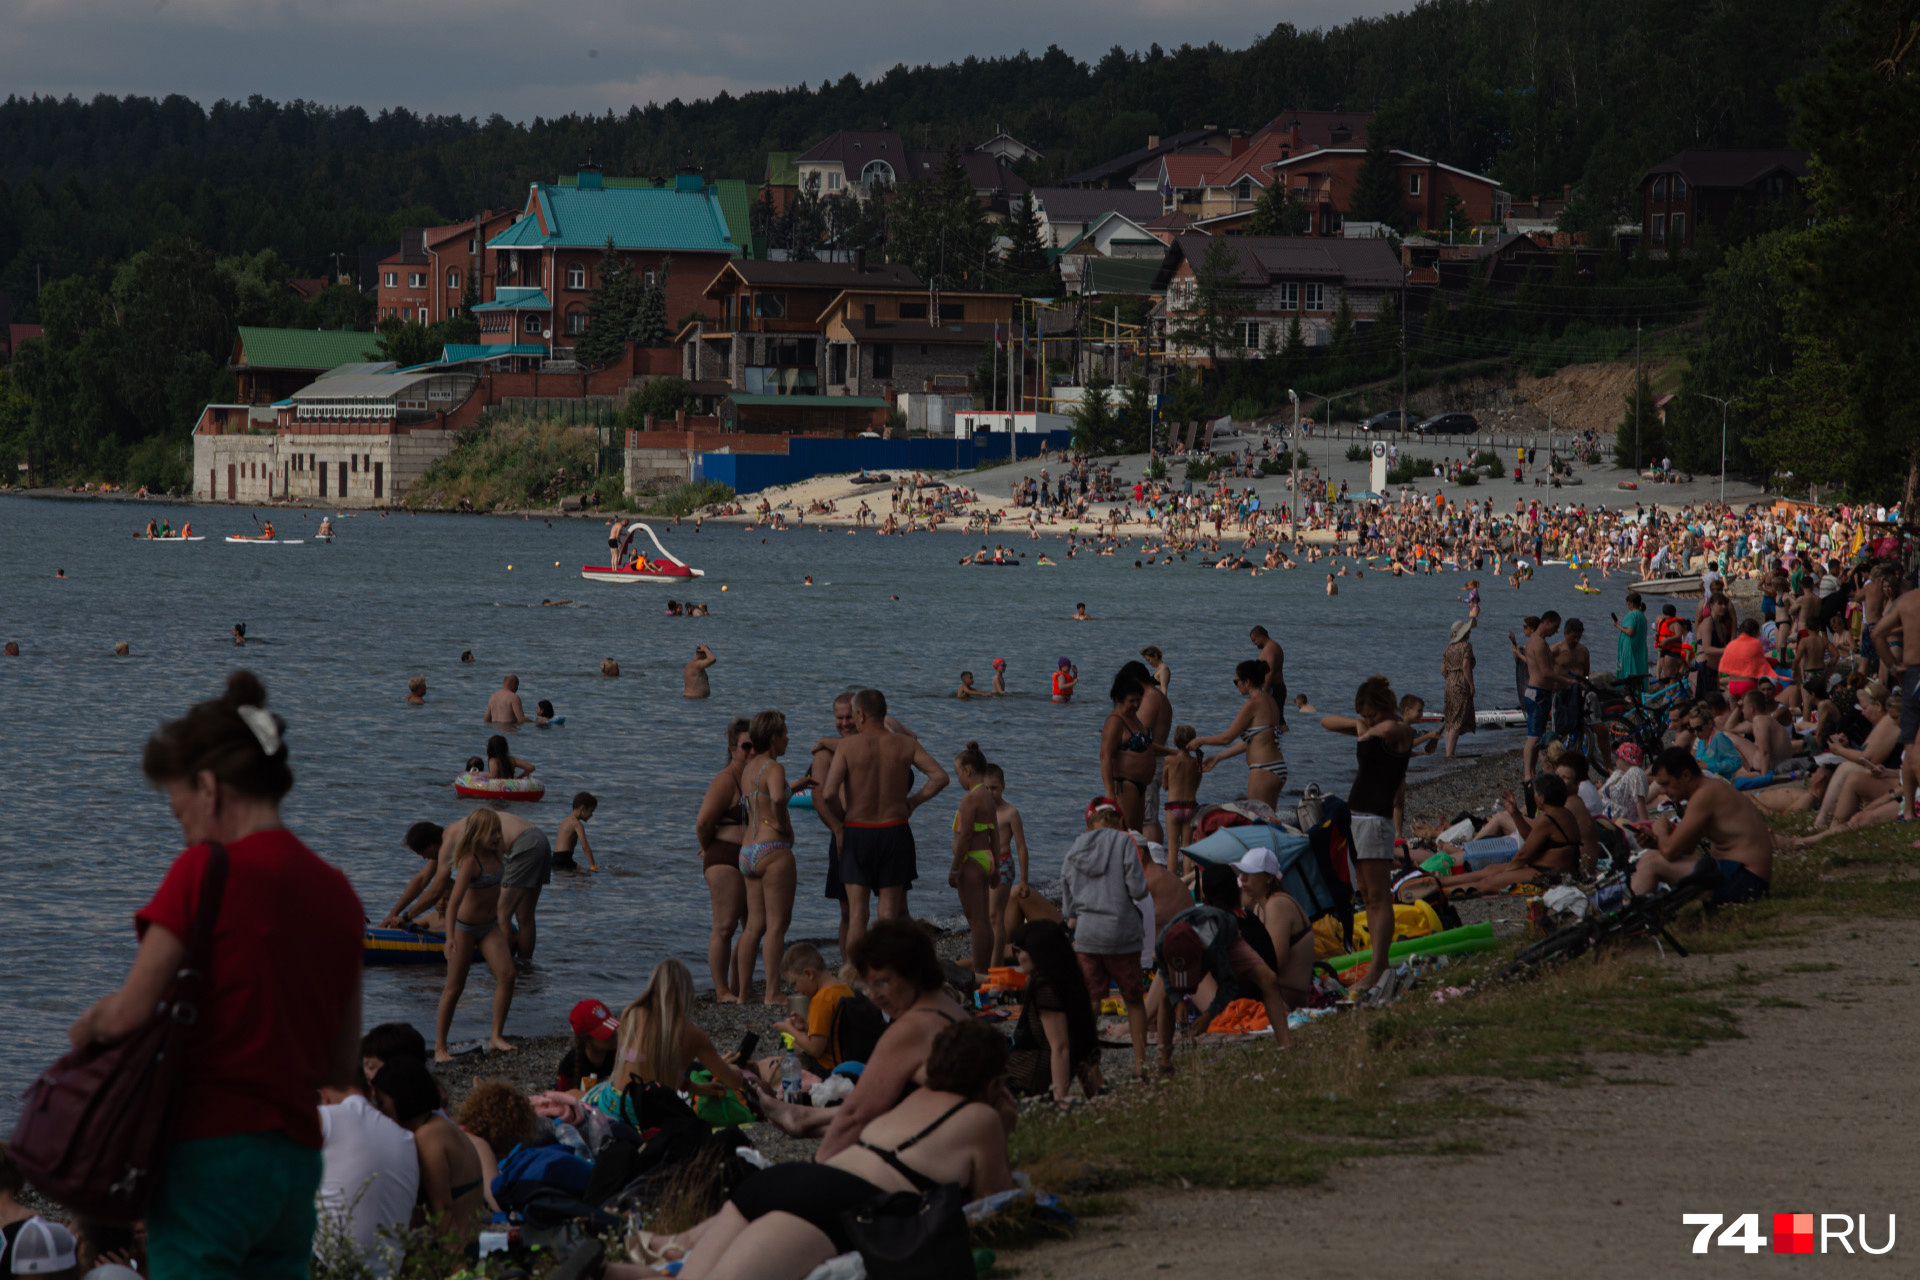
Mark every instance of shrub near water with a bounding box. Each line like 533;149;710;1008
407;418;599;509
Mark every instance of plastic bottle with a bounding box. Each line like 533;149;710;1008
781;1051;803;1104
553;1120;589;1158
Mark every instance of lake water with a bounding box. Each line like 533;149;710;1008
0;495;1609;1108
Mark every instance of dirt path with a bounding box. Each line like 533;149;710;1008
1022;919;1916;1277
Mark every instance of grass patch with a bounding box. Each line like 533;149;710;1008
1010;951;1736;1192
407;415;603;510
641;478;734;517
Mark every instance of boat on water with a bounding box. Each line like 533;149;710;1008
1629;575;1704;596
225;536;305;544
145;536;206;542
581;522;704;584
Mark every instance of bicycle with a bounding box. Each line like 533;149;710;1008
1495;856;1724;979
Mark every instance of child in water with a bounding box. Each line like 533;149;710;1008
554;792;598;871
536;699;559;725
1160;726;1202;878
984;763;1032;966
1051;657;1078;704
991;658;1008;695
956;671;982;700
1462;579;1481;619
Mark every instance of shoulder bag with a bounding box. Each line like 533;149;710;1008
8;842;229;1220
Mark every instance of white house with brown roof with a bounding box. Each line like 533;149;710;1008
1158;234;1405;361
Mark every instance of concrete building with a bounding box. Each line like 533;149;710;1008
193;367;478;507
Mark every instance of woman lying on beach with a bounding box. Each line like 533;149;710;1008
1438;773;1583;896
629;1020;1014;1278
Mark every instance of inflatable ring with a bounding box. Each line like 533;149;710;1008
454;772;546;801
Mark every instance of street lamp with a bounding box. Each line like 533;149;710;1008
1298;390;1345;490
1287;388;1300;539
1539;389;1571;474
1693;392;1731;503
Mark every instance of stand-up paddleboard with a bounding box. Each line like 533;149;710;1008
226;536;304;544
146;536;206;542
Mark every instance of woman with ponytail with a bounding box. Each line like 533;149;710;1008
72;671;364;1280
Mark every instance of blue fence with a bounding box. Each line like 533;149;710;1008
696;431;1077;495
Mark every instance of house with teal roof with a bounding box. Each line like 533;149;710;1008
481;166;741;361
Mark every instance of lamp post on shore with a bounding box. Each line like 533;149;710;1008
1693;392;1731;503
1288;388;1300;539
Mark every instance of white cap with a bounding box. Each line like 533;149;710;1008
1145;841;1168;866
10;1218;77;1275
1232;847;1281;878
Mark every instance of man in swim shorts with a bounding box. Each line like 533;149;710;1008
1521;612;1564;785
818;688;948;950
1631;748;1774;905
418;809;549;959
485;674;528;725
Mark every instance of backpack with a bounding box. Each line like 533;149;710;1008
829;992;889;1068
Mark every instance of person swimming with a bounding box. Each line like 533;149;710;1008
991;658;1007;695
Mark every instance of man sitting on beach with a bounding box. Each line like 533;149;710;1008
819;688;948;948
1630;747;1774;905
484;675;528;725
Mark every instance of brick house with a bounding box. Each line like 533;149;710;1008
479;168;741;361
678;257;1017;430
679;256;922;394
1131;112;1375;222
1158;233;1404;361
1637;149;1810;255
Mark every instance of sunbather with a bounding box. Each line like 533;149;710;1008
1439;774;1583;896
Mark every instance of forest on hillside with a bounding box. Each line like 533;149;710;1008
0;0;1831;305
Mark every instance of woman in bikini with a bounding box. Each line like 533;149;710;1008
949;742;1002;975
695;719;753;1001
1195;659;1287;809
734;710;798;1006
983;762;1033;967
1100;671;1167;830
1160;725;1203;876
583;959;749;1130
371;1056;489;1250
1439;773;1583;896
433;808;517;1061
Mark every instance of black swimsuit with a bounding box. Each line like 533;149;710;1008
728;1098;973;1253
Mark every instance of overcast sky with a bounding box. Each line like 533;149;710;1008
2;0;1403;121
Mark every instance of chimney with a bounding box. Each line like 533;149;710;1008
855;247;867;274
577;161;604;191
401;227;425;257
1147;135;1160;151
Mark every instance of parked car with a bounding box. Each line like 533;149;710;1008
1413;412;1480;436
1360;409;1416;432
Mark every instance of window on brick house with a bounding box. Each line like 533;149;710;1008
524;314;543;334
409;272;425;288
383;272;397;288
566;308;587;335
1276;282;1299;309
1304;283;1324;311
1409;173;1422;197
567;264;587;289
448;269;461;290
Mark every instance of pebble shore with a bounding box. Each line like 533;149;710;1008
436;744;1528;1153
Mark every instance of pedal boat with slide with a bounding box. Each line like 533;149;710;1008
581;522;705;584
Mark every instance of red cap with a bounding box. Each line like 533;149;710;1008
1085;795;1120;823
568;998;619;1040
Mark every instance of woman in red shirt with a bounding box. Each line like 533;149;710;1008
67;671;363;1280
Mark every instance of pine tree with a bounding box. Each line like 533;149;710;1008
1328;291;1356;359
1248;179;1308;236
1349;133;1404;231
631;255;672;347
1069;366;1118;454
1002;193;1050;293
1120;373;1154;453
576;238;640;366
1171;236;1248;360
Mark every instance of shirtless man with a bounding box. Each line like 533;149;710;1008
484;674;528;725
1249;625;1287;731
1521;611;1565;782
818;688;949;947
1728;687;1793;774
1630;747;1774;904
808;693;920;957
401;808;551;958
684;644;716;699
1550;617;1590;741
1871;573;1920;818
1134;840;1192;954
